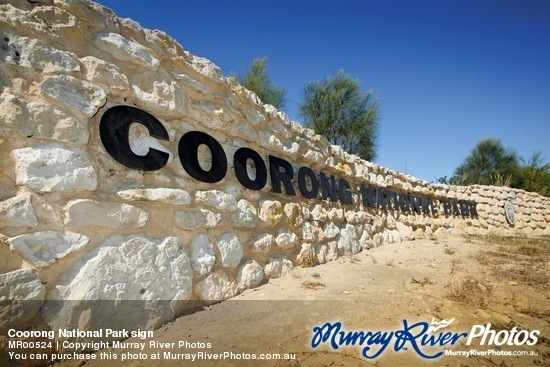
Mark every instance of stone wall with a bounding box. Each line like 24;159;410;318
1;0;549;338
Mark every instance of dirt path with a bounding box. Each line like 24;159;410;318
55;236;549;367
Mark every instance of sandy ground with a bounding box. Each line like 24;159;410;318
25;236;550;366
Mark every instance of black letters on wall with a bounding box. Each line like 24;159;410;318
234;147;267;190
99;106;480;216
297;167;320;199
178;131;228;183
269;155;296;195
99;105;170;171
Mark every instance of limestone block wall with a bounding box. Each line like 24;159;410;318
1;0;549;337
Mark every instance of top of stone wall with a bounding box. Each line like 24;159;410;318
1;0;548;205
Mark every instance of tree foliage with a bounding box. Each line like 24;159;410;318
299;70;379;161
452;137;519;186
235;57;286;109
448;138;550;197
516;151;550;197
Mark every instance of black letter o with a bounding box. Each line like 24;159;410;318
234;147;267;190
178;131;227;183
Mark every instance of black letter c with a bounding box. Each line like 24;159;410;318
99;106;169;171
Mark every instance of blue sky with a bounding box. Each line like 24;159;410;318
95;0;549;183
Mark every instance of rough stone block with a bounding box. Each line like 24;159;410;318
80;56;129;95
236;259;263;290
194;271;238;302
174;209;226;230
275;227;299;249
264;255;294;279
338;223;361;255
92;32;160;69
249;232;274;254
132;72;188;115
283;203;303;227
64;199;148;229
195;190;237;211
0;269;45;332
215;233;243;269
190;234;215;276
8;231;90;268
0;32;80;73
0;193;37;228
259;200;282;225
42;235;193;334
12;144;97;192
323;222;340;239
117;188;191;206
41;75;106;117
231;199;257;229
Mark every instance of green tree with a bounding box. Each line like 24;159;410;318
516;151;550;197
235;57;286;109
299;70;379;161
452;137;519;186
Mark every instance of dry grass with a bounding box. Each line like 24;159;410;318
449;258;461;274
411;277;436;286
444;246;456;255
447;275;492;308
447;235;549;309
300;253;317;268
468;235;550;290
301;280;326;290
519;302;545;318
